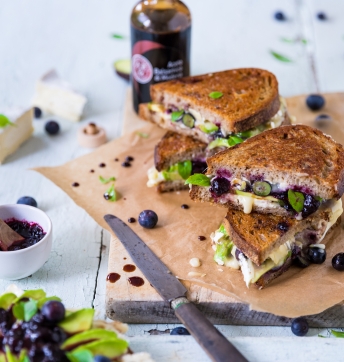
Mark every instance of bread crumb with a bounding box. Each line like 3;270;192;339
189;258;201;267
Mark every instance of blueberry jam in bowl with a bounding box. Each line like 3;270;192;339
0;204;52;280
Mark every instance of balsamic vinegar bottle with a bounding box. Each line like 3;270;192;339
131;0;191;113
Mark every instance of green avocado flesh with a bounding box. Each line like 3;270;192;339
214;240;234;265
162;160;192;181
58;309;95;334
73;339;129;359
62;329;117;350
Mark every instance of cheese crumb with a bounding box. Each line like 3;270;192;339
189;258;201;267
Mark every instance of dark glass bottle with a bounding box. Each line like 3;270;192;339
131;0;191;113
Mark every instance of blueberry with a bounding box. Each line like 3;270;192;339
94;356;111;362
33;107;42;118
308;247;326;264
317;12;327;21
291;317;309;336
45;120;60;135
274;11;286;21
125;156;134;162
210;177;230;196
301;194;320;218
191;161;207;174
170;327;190;335
41;301;65;323
294;255;310;268
306;94;325;111
332;253;344;271
138;210;158;229
315;114;331;127
277;222;289;232
17;196;37;208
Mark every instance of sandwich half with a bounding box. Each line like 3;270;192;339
211;198;343;288
139;68;292;146
188;125;344;219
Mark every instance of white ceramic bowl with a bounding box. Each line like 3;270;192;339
0;204;52;280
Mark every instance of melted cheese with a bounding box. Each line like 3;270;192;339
237;195;254;214
147;166;165;187
318;199;343;243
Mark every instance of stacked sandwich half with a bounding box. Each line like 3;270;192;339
186;125;344;288
140;68;292;192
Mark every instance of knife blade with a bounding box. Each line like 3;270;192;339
104;214;248;362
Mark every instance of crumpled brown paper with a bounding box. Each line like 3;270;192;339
34;93;344;318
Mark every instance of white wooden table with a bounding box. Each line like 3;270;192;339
0;0;344;360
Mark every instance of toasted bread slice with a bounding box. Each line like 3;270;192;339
157;180;188;193
190;125;344;215
139;68;283;143
155;131;206;172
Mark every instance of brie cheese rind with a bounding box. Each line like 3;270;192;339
211;199;343;287
32;70;87;122
0;108;33;164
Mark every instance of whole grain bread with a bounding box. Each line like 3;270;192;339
157;180;188;193
223;207;334;266
155;131;207;171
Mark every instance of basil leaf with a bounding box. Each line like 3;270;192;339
66;350;94;362
218;224;227;235
270;50;293;62
280;37;294;43
13;302;25;321
111;33;126;39
288;189;305;212
13;300;38;322
171;110;184;122
178;160;192;180
136;132;149;138
0;114;14;128
185;174;211;186
209;91;223;99
105;184;117;202
331;330;344;338
99;176;116;184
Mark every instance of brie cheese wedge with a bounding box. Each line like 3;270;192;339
0;108;33;164
32;70;87;122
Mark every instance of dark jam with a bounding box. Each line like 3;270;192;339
131;0;191;113
107;273;121;283
128;276;145;287
123;264;136;272
3;219;46;251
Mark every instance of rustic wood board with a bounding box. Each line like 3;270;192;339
106;90;344;326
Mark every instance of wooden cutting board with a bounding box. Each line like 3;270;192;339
106;89;344;326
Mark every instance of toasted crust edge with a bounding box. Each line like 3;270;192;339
156;180;188;193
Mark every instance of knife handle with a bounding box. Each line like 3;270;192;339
172;298;248;362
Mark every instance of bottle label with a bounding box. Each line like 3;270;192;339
132;54;153;84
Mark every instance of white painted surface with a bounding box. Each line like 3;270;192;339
0;0;343;360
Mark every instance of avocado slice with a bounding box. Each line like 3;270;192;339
58;309;94;334
0;293;16;310
114;59;131;81
73;339;128;359
62;329;118;350
13;289;46;303
199;121;218;134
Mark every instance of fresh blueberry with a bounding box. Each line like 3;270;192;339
332;253;344;271
277;222;289;232
94;356;111;362
191;161;207;174
45;120;60;135
33;107;42;118
17;196;37;208
308;247;326;264
210;177;230;196
274;11;286;21
138;210;158;229
41;301;66;323
317;12;327;21
291;317;309;336
306;94;325;111
170;327;190;335
315;114;331;127
294;255;311;268
301;194;320;218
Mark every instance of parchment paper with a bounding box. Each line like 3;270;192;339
34;93;344;318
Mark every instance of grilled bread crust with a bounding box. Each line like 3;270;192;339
205;125;344;200
157;180;188;193
154;131;207;171
223;208;332;266
148;68;280;135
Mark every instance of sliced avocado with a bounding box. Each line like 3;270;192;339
218;224;228;236
251;259;276;283
199;121;218;134
0;293;17;310
73;339;128;359
147;102;165;113
58;309;94;334
62;329;117;350
207;138;230;150
5;347;28;362
114;59;131;81
235;189;279;202
162;164;183;181
214;240;234;266
13;289;46;303
66;350;93;362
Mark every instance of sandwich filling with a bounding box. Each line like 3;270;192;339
147;97;288;146
187;173;332;219
211;199;343;286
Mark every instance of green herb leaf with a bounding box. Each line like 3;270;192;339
177;160;192;180
171;110;184;122
99;176;116;184
331;329;344;338
105;183;117;202
13;300;38;322
209;91;223;99
270;50;293;62
111;33;126;40
228;135;243;146
185;174;211;186
280;37;295;43
0;114;14;128
13;303;25;321
288;189;305;212
218;224;227;235
318;334;327;338
301;38;308;45
66;350;94;362
136;132;149;138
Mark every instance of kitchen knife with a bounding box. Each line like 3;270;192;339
104;214;248;362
